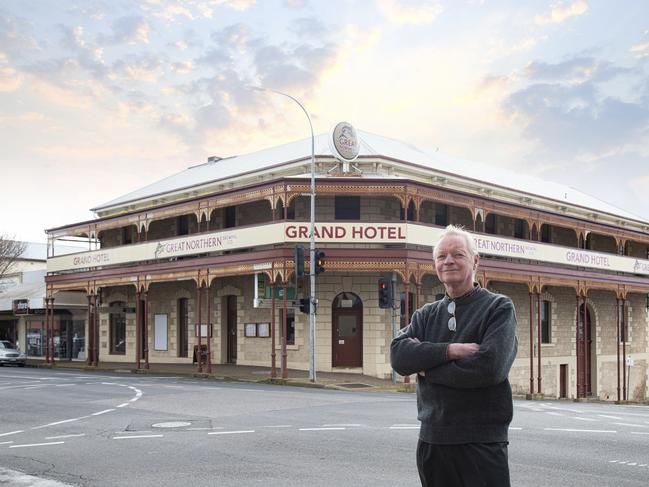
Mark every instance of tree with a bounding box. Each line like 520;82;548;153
0;235;27;284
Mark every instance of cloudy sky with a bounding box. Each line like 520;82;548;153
1;0;648;243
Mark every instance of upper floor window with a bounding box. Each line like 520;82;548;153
400;201;415;221
177;215;190;236
122;226;133;245
435;204;448;226
335;196;360;220
514;219;525;239
225;206;236;228
485;214;496;234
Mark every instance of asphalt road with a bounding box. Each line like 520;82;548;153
0;368;647;486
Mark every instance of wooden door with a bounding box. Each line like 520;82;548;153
332;293;363;368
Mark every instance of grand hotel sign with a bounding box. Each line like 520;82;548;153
47;222;649;276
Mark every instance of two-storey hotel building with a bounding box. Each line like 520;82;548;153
44;128;649;401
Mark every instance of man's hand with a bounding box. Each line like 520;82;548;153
447;343;480;360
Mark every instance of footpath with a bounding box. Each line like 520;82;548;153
27;359;414;393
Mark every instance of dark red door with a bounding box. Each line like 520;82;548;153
332;293;362;368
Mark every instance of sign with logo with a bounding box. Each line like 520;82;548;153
330;121;360;162
13;299;30;315
48;221;649;277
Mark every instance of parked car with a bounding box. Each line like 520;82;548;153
0;340;26;367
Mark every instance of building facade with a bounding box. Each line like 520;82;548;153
45;129;649;401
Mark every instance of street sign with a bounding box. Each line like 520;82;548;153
626;355;634;367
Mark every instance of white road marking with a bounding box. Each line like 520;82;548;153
208;430;255;435
299;427;346;431
612;422;647;428
113;435;163;440
0;441;14;445
322;424;361;427
546;412;564;416
32;416;90;429
573;417;596;421
45;434;86;440
509;427;523;430
116;403;129;408
544;428;617;433
9;441;65;448
631;432;649;435
0;430;23;437
91;409;115;416
627;463;637;466
54;384;76;387
599;414;623;420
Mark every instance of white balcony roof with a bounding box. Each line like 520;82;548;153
93;130;647;224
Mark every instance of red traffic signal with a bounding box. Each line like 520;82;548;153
378;278;393;309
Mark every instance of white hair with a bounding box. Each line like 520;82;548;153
432;224;478;259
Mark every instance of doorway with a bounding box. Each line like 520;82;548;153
225;295;237;363
332;292;363;368
577;303;594;397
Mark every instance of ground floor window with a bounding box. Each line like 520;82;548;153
26;320;45;357
110;302;126;354
280;308;295;345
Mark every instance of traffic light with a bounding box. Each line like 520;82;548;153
299;297;310;314
314;250;326;275
378;278;393;309
294;245;305;277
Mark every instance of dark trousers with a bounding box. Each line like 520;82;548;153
416;440;510;487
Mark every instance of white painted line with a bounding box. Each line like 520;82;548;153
91;409;115;416
32;416;90;429
545;412;564;416
544;428;617;433
599;415;623;420
609;460;618;463
113;435;163;440
22;385;48;389
322;424;361;427
613;422;647;428
299;427;346;431
0;441;14;445
55;384;76;387
389;426;419;430
116;403;129;408
640;464;647;467
0;430;23;437
631;432;649;435
208;430;255;435
573;417;596;421
10;441;65;448
618;461;628;464
45;434;86;440
627;463;637;466
509;427;523;430
128;398;138;402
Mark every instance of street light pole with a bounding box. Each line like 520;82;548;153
250;87;317;382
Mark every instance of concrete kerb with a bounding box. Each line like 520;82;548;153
25;361;406;393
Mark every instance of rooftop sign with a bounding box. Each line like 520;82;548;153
330;121;360;162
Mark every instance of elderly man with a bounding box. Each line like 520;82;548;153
390;225;518;487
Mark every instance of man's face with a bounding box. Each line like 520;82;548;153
434;235;478;290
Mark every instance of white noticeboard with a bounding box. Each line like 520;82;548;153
626;355;634;367
154;314;168;351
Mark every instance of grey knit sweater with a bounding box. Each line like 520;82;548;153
390;287;518;445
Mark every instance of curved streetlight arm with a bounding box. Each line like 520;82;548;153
250;85;317;382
